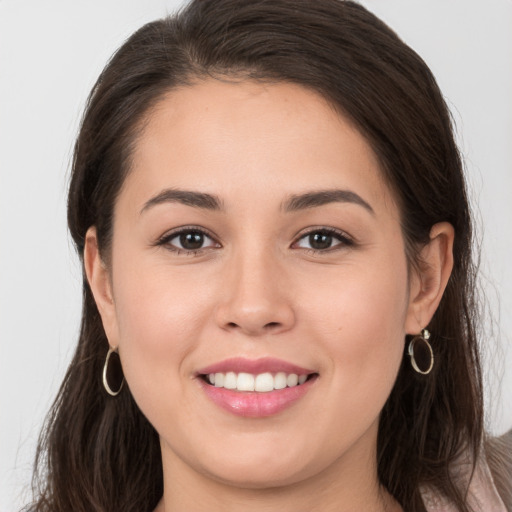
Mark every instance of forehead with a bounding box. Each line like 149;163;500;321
123;79;396;216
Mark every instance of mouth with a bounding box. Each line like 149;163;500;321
196;357;319;417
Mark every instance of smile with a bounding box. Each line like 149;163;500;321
196;358;319;417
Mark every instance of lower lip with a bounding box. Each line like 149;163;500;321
198;376;318;418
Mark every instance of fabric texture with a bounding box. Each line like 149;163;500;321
421;451;507;512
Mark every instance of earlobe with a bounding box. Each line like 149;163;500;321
84;227;118;346
405;222;454;334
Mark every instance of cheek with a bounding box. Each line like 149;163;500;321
109;256;215;412
299;256;409;417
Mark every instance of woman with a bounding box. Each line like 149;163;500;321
26;0;510;511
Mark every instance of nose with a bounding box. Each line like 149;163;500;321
214;248;296;337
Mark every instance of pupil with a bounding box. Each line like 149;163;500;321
310;232;332;250
180;232;204;250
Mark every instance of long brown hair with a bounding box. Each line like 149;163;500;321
28;1;486;510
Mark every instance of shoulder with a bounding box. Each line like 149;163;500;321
420;433;511;512
485;429;512;512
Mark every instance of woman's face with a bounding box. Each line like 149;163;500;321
91;80;425;488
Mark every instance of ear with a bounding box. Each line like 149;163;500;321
405;222;454;334
84;226;119;347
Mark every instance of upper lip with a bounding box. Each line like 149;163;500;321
196;357;315;376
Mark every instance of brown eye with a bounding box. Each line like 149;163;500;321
160;228;219;253
294;228;353;252
179;231;205;250
309;232;333;250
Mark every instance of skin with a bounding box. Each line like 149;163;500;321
85;80;454;512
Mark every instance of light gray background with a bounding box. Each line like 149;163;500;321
1;1;511;510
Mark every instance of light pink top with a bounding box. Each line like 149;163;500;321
421;452;506;511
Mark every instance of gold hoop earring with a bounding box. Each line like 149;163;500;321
102;346;124;396
408;329;434;375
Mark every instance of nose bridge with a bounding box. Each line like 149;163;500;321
216;238;295;335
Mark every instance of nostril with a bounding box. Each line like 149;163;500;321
265;322;281;329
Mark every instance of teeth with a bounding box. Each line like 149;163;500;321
274;372;287;389
237;372;255;391
205;371;310;392
224;372;237;389
287;374;298;387
255;372;274;392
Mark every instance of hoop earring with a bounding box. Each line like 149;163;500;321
408;329;434;375
102;346;124;396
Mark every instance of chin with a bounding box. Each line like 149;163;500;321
190;439;323;489
203;461;309;490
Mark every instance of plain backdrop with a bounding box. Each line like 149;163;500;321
1;0;511;509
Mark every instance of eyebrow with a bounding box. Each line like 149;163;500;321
140;189;223;215
282;189;375;215
140;187;374;216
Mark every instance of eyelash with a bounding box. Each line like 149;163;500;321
155;226;354;256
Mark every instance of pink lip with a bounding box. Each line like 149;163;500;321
198;376;318;418
197;357;314;376
196;357;318;418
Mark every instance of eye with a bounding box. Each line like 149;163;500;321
293;228;353;252
157;227;220;254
